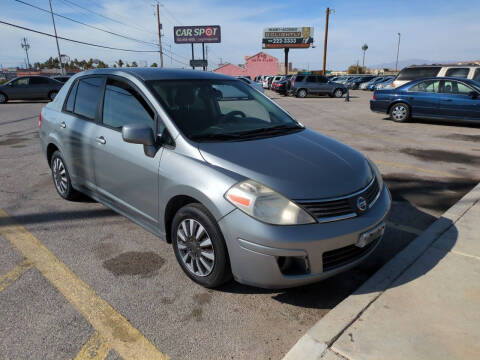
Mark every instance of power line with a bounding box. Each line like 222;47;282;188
0;20;160;53
58;0;153;36
13;0;159;48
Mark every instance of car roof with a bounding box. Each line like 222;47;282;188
75;67;235;81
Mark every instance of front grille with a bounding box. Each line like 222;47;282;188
297;177;380;222
322;237;380;272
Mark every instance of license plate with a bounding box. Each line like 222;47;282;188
357;222;385;248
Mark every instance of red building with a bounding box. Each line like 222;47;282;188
213;52;278;79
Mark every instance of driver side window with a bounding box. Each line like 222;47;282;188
102;78;155;131
12;78;29;86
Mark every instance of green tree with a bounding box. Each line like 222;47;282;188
131;61;138;67
347;65;366;74
116;59;124;68
150;62;158;67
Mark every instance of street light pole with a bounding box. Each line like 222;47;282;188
322;8;334;76
48;0;65;75
395;32;401;72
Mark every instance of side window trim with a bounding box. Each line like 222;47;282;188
100;75;158;134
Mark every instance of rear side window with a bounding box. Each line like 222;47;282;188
295;75;305;82
445;68;469;78
30;77;50;85
318;76;328;83
409;80;440;93
306;76;317;83
102;78;154;130
473;69;480;82
65;81;78;112
74;77;104;120
396;67;441;81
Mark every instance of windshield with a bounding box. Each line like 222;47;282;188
148;79;303;142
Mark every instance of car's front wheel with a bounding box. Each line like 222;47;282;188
48;91;58;101
390;102;410;122
50;150;79;200
296;89;307;98
171;203;232;288
333;88;344;98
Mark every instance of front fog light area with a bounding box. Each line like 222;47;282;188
277;256;310;275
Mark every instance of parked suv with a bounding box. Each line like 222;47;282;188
39;68;390;289
290;75;346;98
393;65;480;88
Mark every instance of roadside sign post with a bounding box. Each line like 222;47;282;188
174;25;221;71
262;27;314;75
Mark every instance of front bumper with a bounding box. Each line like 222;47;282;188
218;185;391;288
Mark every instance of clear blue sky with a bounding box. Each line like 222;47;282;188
1;0;478;70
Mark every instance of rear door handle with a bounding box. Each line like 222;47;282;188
96;136;106;145
59;121;66;128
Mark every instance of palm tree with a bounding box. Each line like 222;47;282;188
361;43;368;69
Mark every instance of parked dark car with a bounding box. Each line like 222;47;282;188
290;75;346;98
347;76;376;89
273;75;292;95
0;76;63;103
370;77;480;123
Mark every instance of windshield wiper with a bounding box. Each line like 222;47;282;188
233;124;304;138
189;133;243;142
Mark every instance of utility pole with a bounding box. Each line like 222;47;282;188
322;7;334;76
21;37;31;69
205;45;208;71
395;33;401;72
156;3;164;68
48;0;64;75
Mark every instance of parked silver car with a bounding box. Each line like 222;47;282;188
39;68;391;289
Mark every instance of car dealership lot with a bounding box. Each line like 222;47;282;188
1;94;479;359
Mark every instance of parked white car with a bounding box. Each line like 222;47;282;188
392;65;480;88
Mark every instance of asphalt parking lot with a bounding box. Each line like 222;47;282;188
1;92;479;360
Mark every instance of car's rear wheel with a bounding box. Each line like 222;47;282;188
50;151;79;200
171;203;231;288
296;89;307;98
0;92;7;104
390;102;410;122
48;91;58;101
333;89;344;98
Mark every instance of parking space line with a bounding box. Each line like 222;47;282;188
386;221;423;236
0;259;33;293
74;331;111;360
0;209;168;360
372;159;460;179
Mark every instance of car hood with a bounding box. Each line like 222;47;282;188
198;128;373;200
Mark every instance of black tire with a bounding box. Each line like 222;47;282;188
389;102;410;122
48;91;58;101
296;89;307;98
333;88;344;98
171;203;232;288
50;150;79;200
0;92;7;104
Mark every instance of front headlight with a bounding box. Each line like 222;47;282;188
225;180;316;225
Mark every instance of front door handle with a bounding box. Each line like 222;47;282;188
96;136;106;145
60;121;66;128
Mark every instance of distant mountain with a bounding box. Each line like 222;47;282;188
369;59;458;70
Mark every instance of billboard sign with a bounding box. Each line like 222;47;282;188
174;25;221;44
262;27;314;49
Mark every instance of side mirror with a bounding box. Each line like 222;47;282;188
122;124;154;145
469;91;479;99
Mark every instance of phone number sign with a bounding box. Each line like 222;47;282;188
174;25;221;44
262;27;313;49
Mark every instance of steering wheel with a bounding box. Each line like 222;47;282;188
225;110;246;118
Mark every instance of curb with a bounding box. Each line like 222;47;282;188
283;182;480;360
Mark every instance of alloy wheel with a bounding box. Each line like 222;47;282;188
52;157;68;195
0;93;6;103
176;218;215;277
392;105;407;121
49;91;58;101
334;89;343;98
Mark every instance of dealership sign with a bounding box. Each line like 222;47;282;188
174;25;221;44
262;27;314;49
